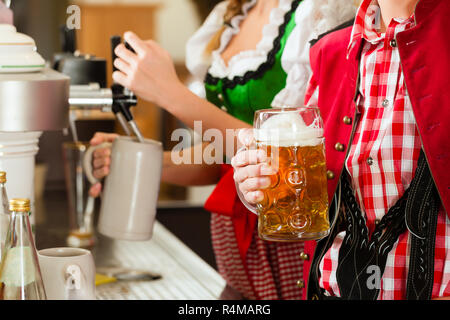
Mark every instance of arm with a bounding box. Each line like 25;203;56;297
88;133;222;196
113;32;251;159
162;142;222;186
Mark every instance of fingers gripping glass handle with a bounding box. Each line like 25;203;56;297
82;142;113;185
233;146;259;216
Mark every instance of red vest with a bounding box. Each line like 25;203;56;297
302;0;450;299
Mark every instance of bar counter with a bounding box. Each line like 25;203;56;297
34;190;226;300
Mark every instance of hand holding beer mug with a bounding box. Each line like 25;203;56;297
233;107;330;242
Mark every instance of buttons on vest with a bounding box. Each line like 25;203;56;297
382;99;390;107
299;252;310;261
367;157;374;166
343;116;352;125
216;93;227;111
390;39;397;48
296;279;305;289
327;170;335;180
335;143;345;152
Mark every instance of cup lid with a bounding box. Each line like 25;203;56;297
0;24;45;73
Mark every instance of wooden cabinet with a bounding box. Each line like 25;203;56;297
74;3;162;140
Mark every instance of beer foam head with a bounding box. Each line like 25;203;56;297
255;113;323;147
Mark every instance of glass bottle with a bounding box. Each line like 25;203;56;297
0;198;46;300
0;172;9;260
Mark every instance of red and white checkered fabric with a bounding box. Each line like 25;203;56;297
211;213;304;300
306;0;450;299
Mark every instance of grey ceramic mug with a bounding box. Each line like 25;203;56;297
83;136;163;241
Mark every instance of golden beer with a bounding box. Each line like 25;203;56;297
253;107;330;241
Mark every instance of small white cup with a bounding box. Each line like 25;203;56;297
38;247;96;300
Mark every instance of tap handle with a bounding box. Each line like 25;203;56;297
111;36;137;95
124;41;136;54
110;35;138;124
60;26;77;54
111;35;122;74
111;36;136;72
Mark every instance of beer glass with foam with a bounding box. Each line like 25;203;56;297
248;107;330;241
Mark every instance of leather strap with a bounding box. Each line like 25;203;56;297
335;174;409;299
405;152;441;299
308;150;441;300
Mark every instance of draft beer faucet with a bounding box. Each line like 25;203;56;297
110;35;144;142
68;35;145;142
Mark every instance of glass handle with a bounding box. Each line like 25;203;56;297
233;146;259;216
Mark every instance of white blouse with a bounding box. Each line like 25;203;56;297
186;0;357;107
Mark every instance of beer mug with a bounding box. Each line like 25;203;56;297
83;136;163;241
237;107;330;242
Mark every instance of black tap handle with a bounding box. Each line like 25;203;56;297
111;36;137;94
124;41;136;54
111;36;136;72
110;35;138;122
60;26;76;54
111;35;124;97
111;35;122;74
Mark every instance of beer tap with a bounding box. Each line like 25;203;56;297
110;36;144;142
67;36;145;143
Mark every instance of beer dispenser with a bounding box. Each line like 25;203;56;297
0;2;142;233
57;33;143;247
0;23;70;225
67;35;143;140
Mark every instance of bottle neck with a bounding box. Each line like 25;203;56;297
8;210;34;244
10;210;30;217
0;183;7;215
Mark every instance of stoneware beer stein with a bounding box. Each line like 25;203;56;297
83;136;163;241
38;247;96;300
236;106;332;242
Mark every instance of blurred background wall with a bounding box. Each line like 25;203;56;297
10;0;223;62
9;0;222;202
5;0;222;268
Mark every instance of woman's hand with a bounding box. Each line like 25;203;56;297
231;129;277;205
88;132;119;198
112;31;184;108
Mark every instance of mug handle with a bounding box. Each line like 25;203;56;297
64;264;96;300
83;142;113;185
65;264;83;292
233;146;259;216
